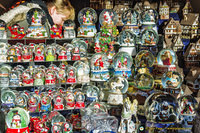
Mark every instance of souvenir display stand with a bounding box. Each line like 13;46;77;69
0;0;200;133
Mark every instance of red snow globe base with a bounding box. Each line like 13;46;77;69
6;127;30;133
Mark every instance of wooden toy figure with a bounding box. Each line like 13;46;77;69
50;24;63;38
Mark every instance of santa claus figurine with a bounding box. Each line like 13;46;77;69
11;111;21;128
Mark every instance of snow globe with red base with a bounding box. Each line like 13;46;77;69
77;7;97;38
53;94;64;110
90;53;110;81
75;91;85;109
66;66;77;84
6;107;30;133
64;89;75;109
34;43;45;61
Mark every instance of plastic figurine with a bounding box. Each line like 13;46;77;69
50;24;63;38
77;7;97;38
8;24;26;39
53;95;64;110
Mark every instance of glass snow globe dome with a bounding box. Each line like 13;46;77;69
144;91;178;123
99;9;118;26
78;7;97;25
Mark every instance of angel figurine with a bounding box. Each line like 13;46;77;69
118;97;138;133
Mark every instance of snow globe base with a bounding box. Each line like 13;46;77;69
77;24;97;38
90;70;110;81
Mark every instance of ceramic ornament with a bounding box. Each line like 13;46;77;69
90;53;110;81
63;20;76;39
77;7;97;38
26;8;48;38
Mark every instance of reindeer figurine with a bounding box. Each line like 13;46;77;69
118;97;138;133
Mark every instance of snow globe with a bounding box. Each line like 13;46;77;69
83;85;100;104
66;66;77;84
118;30;137;56
40;93;52;112
57;46;67;61
1;89;16;108
64;91;75;109
7;46;18;62
65;43;74;61
77;7;97;37
57;67;66;84
72;39;87;60
141;8;158;32
28;94;40;112
6;107;30;133
22;45;33;62
50;24;63;38
63;20;76;39
15;95;27;109
8;24;26;39
107;76;128;105
34;43;45;61
140;29;159;46
135;50;155;68
122;9;140;35
112;52;133;78
22;69;33;86
45;45;56;61
34;68;45;86
90;53;110;81
178;95;198;130
9;70;19;87
73;61;90;83
26;8;48;38
0;19;6;39
144;92;178;132
75;91;85;109
45;69;56;85
134;73;154;91
161;71;182;89
63;122;73;133
0;42;8;62
0;65;10;87
53;95;64;110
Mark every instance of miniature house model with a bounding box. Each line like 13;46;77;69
182;0;193;16
181;13;199;39
171;34;184;52
159;1;169;20
185;67;200;90
164;18;182;39
184;43;200;68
